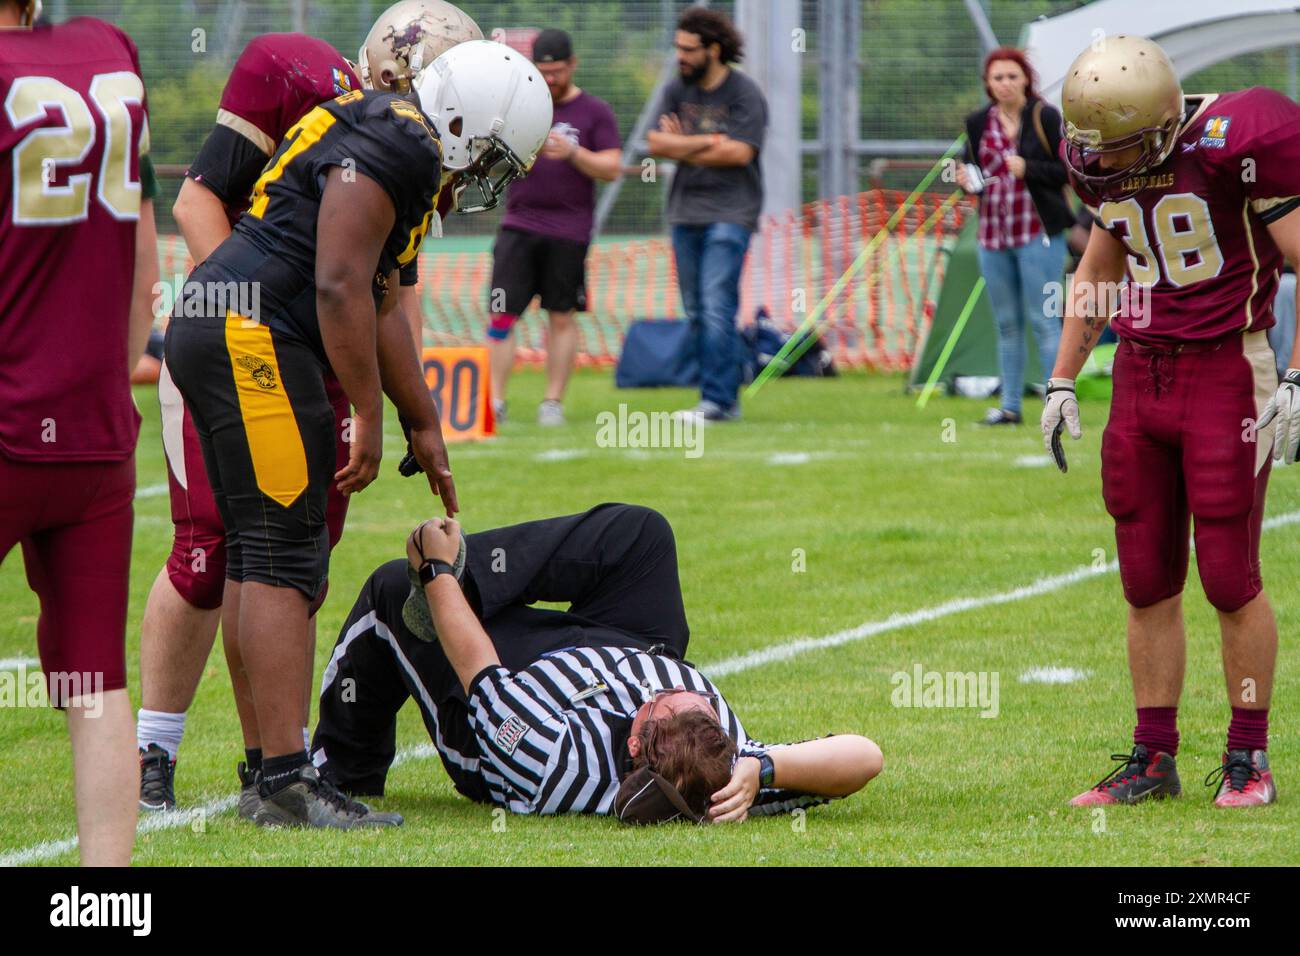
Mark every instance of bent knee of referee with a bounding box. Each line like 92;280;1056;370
598;503;675;546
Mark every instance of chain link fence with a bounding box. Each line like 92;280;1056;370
33;0;1300;367
41;0;1300;233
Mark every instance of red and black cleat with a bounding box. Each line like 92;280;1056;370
1070;744;1181;805
1206;749;1276;808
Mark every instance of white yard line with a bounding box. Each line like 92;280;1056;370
6;508;1299;865
0;657;40;670
1019;666;1091;685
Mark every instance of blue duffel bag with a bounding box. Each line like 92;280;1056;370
615;319;699;388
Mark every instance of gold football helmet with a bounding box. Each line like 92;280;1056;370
358;0;483;93
1061;35;1183;198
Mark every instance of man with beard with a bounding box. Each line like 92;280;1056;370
648;5;767;424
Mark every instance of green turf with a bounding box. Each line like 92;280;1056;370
2;369;1297;865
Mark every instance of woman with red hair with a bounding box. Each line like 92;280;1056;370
957;47;1074;425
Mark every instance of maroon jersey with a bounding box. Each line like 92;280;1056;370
186;33;358;225
1072;88;1300;345
0;18;149;462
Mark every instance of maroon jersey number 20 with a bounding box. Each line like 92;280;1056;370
0;17;149;462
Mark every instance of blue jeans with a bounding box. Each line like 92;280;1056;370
672;222;753;410
976;231;1067;415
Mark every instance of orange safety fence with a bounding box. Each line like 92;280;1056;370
156;189;973;371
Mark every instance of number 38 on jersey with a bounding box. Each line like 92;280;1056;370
1099;193;1225;289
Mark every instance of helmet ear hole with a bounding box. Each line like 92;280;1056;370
379;66;398;89
449;116;464;137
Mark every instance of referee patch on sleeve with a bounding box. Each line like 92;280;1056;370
493;715;530;756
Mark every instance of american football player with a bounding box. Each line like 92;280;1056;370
0;0;160;864
138;1;482;817
1042;35;1300;808
163;38;551;829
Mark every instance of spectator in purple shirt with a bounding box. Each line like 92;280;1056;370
486;29;622;426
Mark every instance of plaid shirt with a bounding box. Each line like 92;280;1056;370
976;105;1042;250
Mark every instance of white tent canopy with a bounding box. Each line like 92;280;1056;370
1022;0;1300;107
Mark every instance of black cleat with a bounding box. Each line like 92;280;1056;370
253;765;403;829
1069;744;1181;805
139;744;176;811
237;761;263;821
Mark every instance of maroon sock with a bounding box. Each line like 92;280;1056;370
1134;706;1179;757
1227;707;1268;752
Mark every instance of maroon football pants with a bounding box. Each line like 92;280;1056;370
0;454;135;699
1101;331;1278;613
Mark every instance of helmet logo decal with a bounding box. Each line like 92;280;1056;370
331;66;354;96
1065;121;1101;147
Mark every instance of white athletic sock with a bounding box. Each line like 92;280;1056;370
303;726;310;751
137;709;186;760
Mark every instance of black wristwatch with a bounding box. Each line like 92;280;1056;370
417;559;457;586
749;751;775;788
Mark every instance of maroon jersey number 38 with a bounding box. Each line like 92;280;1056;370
1072;88;1300;345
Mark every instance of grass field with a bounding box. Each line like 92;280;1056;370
2;368;1298;866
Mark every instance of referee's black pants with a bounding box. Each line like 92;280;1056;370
311;503;689;799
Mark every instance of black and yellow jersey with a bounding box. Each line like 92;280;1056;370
193;88;441;362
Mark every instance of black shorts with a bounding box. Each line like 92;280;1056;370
489;226;589;315
163;297;335;601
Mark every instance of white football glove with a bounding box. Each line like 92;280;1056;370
1041;377;1082;473
1258;368;1300;465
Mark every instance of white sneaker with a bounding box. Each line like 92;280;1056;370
492;399;507;424
538;399;565;426
671;400;740;424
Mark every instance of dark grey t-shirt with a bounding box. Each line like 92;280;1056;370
659;69;767;231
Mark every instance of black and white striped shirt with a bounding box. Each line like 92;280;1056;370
466;645;827;816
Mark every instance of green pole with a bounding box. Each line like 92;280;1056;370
746;135;968;397
915;276;986;409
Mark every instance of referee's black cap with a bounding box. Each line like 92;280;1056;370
532;29;574;63
614;765;707;825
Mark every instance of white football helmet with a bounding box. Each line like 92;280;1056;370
358;0;482;93
414;39;553;214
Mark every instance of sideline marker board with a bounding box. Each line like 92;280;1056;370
421;346;495;441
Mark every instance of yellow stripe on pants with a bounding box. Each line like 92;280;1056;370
224;312;308;507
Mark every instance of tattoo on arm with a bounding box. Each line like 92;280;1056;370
1077;313;1099;355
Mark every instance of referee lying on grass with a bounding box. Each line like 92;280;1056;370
309;503;882;824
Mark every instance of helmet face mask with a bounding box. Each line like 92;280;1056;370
1062;120;1179;201
451;139;530;214
1060;35;1184;202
